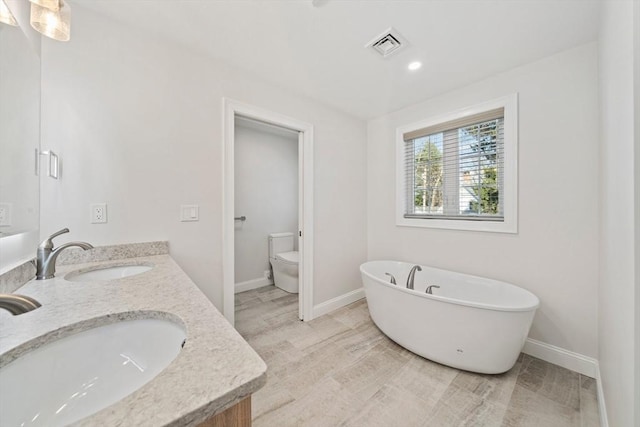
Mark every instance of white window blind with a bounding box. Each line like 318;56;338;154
403;108;505;221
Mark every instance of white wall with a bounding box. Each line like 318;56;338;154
598;0;638;425
234;121;298;284
367;43;599;358
5;0;41;54
39;5;368;309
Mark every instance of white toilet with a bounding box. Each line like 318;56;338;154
268;232;299;294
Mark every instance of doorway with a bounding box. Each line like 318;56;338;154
222;99;314;325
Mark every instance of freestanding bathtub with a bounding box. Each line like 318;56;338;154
360;260;539;374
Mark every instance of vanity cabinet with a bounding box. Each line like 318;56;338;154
199;397;252;427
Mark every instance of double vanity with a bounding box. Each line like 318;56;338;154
3;9;267;425
0;241;266;426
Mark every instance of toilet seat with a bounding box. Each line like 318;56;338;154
275;251;298;264
268;234;299;294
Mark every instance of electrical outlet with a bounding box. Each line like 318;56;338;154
0;203;12;227
91;203;108;224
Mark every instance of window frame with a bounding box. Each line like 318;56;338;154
395;94;518;233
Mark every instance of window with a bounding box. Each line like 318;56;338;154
396;94;518;233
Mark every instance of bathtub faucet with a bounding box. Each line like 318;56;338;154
426;285;440;295
406;265;422;290
385;273;397;285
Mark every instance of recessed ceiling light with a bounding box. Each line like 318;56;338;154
408;61;422;71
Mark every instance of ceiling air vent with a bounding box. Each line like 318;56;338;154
365;27;408;58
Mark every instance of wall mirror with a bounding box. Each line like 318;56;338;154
0;21;41;270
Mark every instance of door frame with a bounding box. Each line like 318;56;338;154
222;98;314;325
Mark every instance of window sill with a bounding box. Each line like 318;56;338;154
396;216;517;233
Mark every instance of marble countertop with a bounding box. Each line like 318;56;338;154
0;253;267;426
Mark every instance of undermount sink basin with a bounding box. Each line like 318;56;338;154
65;264;153;282
0;317;185;426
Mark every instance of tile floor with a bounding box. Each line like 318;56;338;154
235;286;600;427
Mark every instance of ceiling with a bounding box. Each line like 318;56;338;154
73;0;601;120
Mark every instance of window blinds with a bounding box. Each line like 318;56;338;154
404;108;505;221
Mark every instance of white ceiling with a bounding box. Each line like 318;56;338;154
73;0;601;120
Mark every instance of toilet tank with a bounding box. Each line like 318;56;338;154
268;232;294;260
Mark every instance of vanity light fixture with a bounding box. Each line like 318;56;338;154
30;0;60;11
29;0;70;42
0;0;18;26
408;61;422;71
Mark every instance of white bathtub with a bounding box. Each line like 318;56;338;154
360;260;539;374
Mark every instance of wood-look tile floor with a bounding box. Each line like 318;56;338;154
235;286;600;427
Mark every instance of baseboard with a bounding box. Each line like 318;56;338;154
234;277;273;294
523;339;608;425
595;364;609;427
522;338;598;378
312;287;365;318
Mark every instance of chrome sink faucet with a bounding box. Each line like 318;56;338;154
36;228;94;280
406;265;422;290
0;294;41;315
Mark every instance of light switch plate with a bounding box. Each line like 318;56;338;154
180;205;199;222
